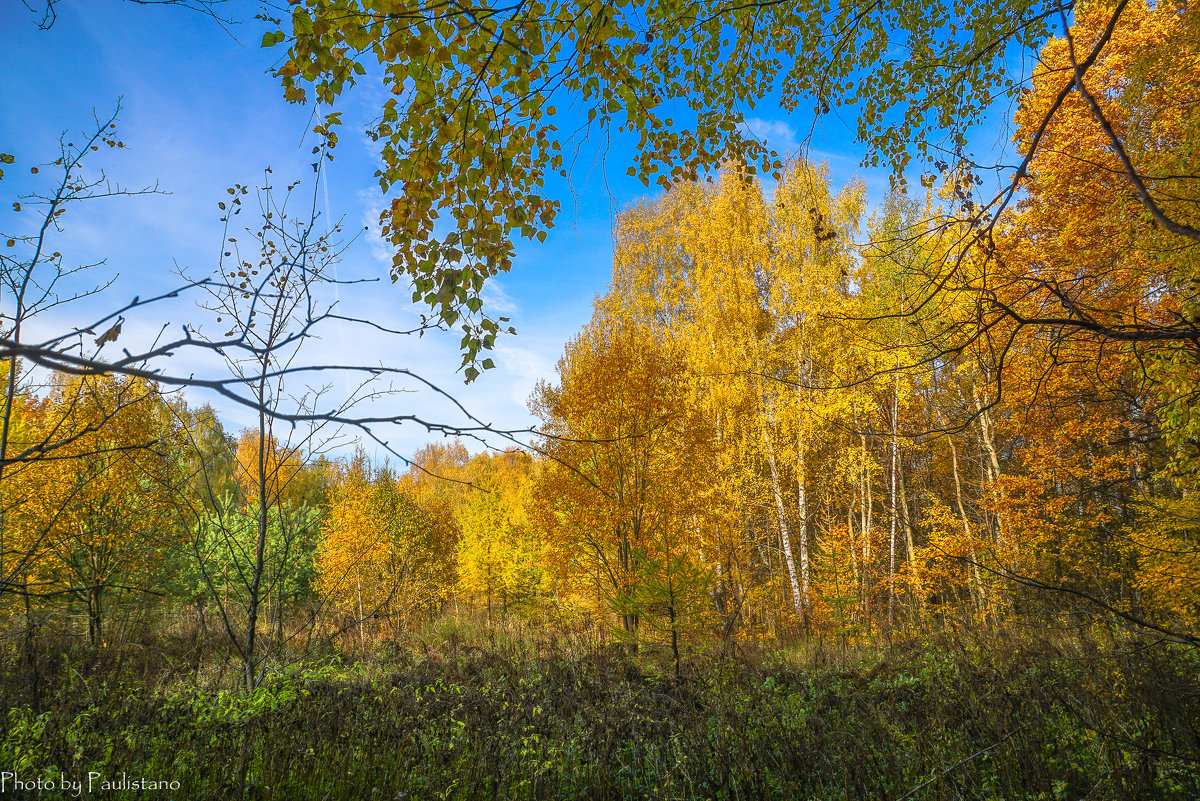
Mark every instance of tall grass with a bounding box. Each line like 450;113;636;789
1;627;1197;799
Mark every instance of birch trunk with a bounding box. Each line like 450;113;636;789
796;436;810;601
949;435;987;619
793;352;810;608
847;503;860;584
971;379;1006;546
764;427;804;618
898;462;921;616
888;388;898;630
860;432;872;620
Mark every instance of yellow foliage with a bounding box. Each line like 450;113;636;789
455;449;545;621
5;373;183;643
317;453;453;628
234;429;303;507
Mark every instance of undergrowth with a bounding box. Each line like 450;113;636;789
0;633;1197;800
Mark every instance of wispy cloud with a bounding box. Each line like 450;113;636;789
739;117;802;155
495;341;555;411
482;279;519;316
358;190;394;269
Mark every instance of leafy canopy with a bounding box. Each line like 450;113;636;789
267;0;1059;372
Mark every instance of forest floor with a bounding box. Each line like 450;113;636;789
1;625;1198;800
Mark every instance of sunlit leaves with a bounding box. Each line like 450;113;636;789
273;0;1060;368
317;454;442;620
6;374;184;642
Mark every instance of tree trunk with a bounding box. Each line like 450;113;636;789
860;432;872;623
88;584;103;647
796;436;810;604
618;534;639;654
949;435;987;620
898;461;921;618
888;391;898;631
764;427;804;619
793;351;810;618
971;379;1006;546
668;598;680;682
357;570;366;652
196;598;209;639
275;579;285;652
244;411;270;690
847;503;860;584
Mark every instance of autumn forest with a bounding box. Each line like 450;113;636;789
2;0;1199;799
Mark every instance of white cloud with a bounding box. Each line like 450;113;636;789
739;117;802;155
482;279;519;316
494;341;555;411
358;190;394;269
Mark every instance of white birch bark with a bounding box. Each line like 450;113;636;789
796;440;810;601
888;388;898;629
949;434;987;619
764;426;804;617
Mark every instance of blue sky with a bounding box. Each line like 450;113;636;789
0;0;1022;461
